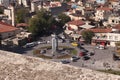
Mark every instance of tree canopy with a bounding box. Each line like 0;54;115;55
57;13;71;27
28;9;56;36
81;30;94;44
15;7;29;23
0;8;3;14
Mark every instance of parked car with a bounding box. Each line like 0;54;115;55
71;42;78;47
47;40;51;43
61;36;65;39
95;46;99;49
24;42;37;48
61;60;70;64
79;52;86;57
37;41;46;44
71;56;80;62
82;56;90;60
89;52;95;56
80;49;88;54
58;39;64;43
40;50;46;54
99;46;105;50
95;45;105;50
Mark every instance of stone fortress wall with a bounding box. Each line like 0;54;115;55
0;50;120;80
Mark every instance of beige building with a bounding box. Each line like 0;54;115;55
109;0;120;10
0;21;20;39
64;20;85;40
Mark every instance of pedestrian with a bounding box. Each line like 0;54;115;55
92;59;96;64
82;63;84;67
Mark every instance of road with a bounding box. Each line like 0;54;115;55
23;41;120;71
1;35;120;71
51;45;120;70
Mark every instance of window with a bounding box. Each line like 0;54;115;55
115;36;118;40
112;20;114;23
109;36;112;39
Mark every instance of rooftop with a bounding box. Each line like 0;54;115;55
89;28;112;33
67;20;85;26
16;23;28;27
113;24;120;30
0;22;19;33
96;7;113;11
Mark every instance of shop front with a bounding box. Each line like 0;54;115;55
92;39;110;47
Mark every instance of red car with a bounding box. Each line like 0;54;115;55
79;52;85;57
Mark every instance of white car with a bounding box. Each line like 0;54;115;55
24;42;36;48
95;46;99;49
58;39;63;43
61;36;65;39
47;40;51;43
37;41;46;44
99;47;104;50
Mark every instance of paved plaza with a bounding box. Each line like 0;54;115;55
51;44;120;70
1;35;120;71
23;41;120;71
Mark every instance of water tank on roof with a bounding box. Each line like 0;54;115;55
71;4;77;9
112;29;119;32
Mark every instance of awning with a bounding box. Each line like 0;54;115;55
93;39;107;43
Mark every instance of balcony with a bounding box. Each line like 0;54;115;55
92;36;107;41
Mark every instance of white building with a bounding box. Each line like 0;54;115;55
108;16;120;26
91;26;120;47
18;0;28;7
93;32;120;47
95;7;113;21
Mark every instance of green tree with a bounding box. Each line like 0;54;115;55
0;34;2;46
65;0;71;2
0;8;3;14
57;13;71;27
81;30;94;44
28;9;55;36
15;8;29;23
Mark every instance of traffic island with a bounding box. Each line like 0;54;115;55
33;46;77;59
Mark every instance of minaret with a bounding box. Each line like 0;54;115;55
10;1;15;26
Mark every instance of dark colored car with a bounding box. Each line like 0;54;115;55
61;60;70;64
82;56;90;60
81;49;89;53
71;56;80;62
89;52;95;56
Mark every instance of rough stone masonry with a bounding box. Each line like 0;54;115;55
0;50;120;80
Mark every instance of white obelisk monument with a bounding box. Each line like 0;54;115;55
51;34;58;55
